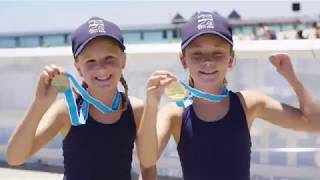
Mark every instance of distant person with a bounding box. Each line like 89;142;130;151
296;29;306;39
139;11;320;180
6;17;156;180
258;24;277;40
312;21;320;39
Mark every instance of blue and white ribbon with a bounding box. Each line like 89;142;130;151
175;80;229;108
62;72;121;126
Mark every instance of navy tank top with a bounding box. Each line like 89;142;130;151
62;96;136;180
177;91;251;180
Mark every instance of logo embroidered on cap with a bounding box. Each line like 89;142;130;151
88;19;106;34
197;14;214;30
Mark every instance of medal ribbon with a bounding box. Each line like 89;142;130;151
62;72;121;125
175;80;229;108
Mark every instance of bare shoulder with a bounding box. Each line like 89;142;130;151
128;96;144;127
161;102;183;118
128;96;144;112
160;102;183;128
237;90;264;108
236;90;265;128
159;102;184;143
239;90;272;107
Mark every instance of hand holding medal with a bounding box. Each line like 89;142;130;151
52;74;69;93
165;81;187;102
165;80;229;108
147;70;229;107
35;65;66;106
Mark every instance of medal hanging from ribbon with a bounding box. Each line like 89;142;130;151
51;72;121;126
165;80;229;108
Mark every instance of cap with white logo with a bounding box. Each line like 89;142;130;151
71;17;125;58
180;11;233;49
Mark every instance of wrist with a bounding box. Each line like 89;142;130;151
286;74;299;85
32;98;52;111
145;96;160;107
287;76;304;93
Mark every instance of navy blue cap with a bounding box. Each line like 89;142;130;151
71;17;125;57
181;11;233;49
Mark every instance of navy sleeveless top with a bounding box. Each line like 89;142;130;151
62;96;136;180
177;91;251;180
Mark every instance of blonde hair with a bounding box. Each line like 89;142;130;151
119;74;128;111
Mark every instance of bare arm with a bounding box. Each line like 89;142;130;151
156;103;181;159
136;71;175;167
139;165;157;180
6;65;68;165
249;54;320;132
130;97;157;180
136;96;159;167
129;96;158;179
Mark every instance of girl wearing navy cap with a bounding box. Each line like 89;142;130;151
138;11;320;180
6;17;156;180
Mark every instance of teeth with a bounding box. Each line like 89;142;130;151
201;71;217;74
96;75;111;81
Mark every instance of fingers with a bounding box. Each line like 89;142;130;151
45;64;64;76
147;70;176;89
269;53;289;61
160;77;174;86
269;53;286;68
148;76;174;90
51;64;65;75
40;70;51;86
152;70;176;79
147;75;169;88
269;54;294;77
269;57;280;67
40;64;65;86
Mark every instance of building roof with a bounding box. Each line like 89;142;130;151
228;10;241;20
171;13;186;24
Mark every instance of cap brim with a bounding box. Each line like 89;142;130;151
74;34;125;57
181;31;233;50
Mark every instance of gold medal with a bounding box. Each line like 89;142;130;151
52;74;69;93
165;81;187;101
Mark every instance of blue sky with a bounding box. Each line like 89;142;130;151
1;1;320;33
